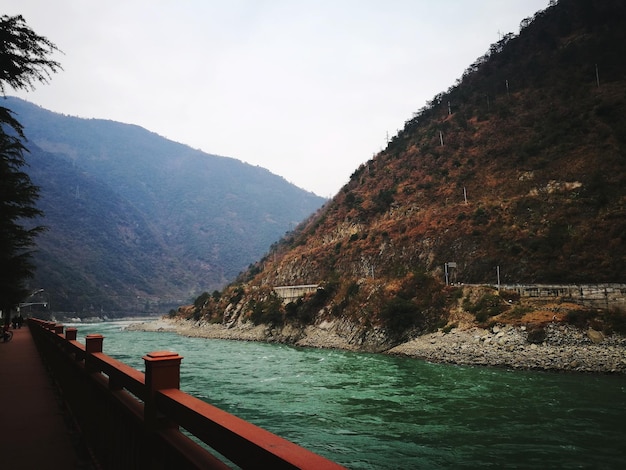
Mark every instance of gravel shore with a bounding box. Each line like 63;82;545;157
387;323;626;374
126;318;626;374
126;318;358;350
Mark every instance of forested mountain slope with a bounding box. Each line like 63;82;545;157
184;0;626;348
6;97;324;314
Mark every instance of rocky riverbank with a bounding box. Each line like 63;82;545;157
126;318;626;374
125;317;358;350
387;323;626;374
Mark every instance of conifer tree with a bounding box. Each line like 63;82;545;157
0;15;61;323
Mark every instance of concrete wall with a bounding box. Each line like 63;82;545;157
498;284;626;309
274;285;319;304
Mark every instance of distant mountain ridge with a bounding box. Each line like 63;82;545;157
183;0;626;350
5;96;325;314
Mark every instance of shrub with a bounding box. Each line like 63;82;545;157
229;286;245;304
472;207;490;226
507;305;533;319
605;308;626;335
285;288;329;325
284;300;301;321
193;291;211;310
448;287;463;301
560;308;626;335
249;294;284;326
346;282;359;298
380;297;424;334
464;293;505;323
564;309;597;329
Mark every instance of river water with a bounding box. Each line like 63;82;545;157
68;320;626;469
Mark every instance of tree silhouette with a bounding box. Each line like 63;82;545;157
0;15;61;324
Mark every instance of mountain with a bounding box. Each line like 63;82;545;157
5;97;325;314
182;0;626;349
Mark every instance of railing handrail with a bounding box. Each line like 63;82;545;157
90;351;146;397
157;388;342;469
28;318;345;469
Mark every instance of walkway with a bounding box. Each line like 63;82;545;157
0;325;93;469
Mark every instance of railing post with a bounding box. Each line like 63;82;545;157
54;324;64;335
85;334;104;353
65;328;77;341
143;351;183;430
85;334;104;373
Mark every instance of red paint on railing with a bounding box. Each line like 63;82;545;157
65;327;77;341
28;318;346;469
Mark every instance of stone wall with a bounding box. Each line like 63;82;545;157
497;284;626;309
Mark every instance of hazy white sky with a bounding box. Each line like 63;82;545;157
5;1;548;197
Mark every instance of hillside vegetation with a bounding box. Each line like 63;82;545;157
181;0;626;349
7;98;325;314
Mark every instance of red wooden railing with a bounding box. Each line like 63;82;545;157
28;318;346;470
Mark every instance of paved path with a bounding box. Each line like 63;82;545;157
0;325;92;469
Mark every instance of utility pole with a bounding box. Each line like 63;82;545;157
496;265;501;290
439;131;444;146
595;63;600;88
463;187;468;204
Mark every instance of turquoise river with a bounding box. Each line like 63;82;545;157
67;320;626;469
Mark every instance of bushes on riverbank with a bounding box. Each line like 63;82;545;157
565;307;626;335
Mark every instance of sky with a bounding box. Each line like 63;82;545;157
4;0;549;198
